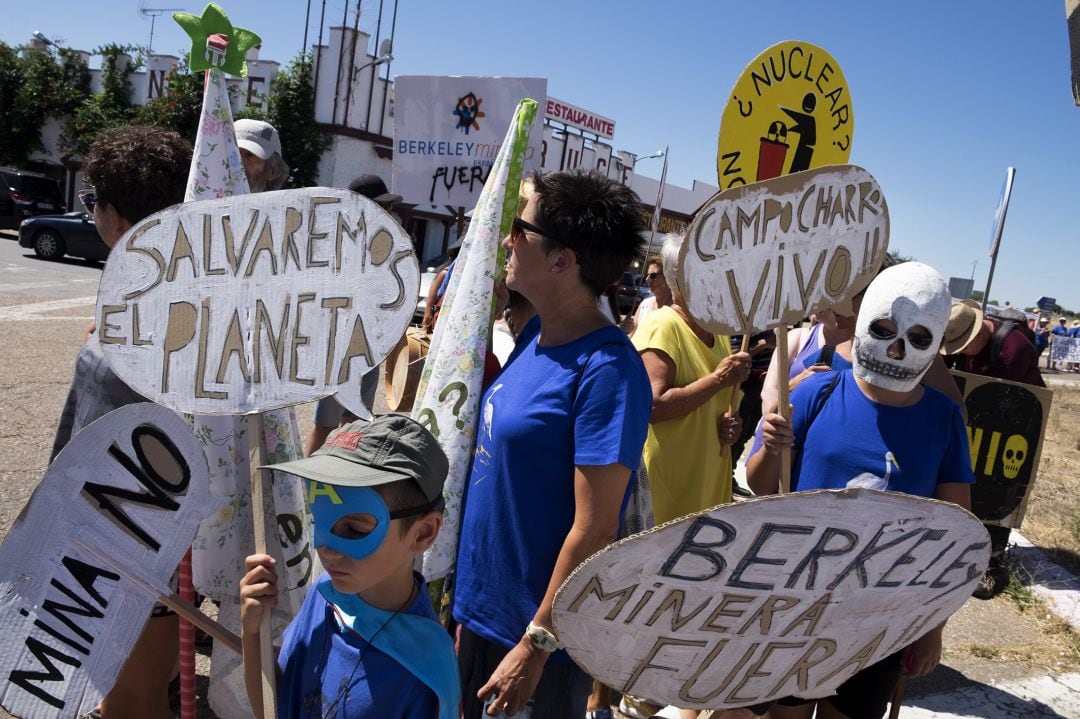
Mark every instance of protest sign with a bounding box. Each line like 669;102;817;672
1050;336;1080;364
676;164;888;337
0;404;217;719
717;40;853;190
393;75;546;206
552;489;988;711
951;370;1053;529
94;187;418;417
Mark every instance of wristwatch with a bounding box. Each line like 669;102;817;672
524;622;559;653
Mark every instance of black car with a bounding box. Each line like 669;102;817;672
0;167;66;230
18;212;109;262
616;272;652;314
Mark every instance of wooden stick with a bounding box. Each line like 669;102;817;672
888;675;906;719
775;325;791;494
730;333;751;416
159;592;243;656
70;536;243;656
247;412;278;719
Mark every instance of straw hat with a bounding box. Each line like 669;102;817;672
941;299;985;355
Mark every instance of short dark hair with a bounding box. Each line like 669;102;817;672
376;478;442;535
530;170;646;296
83;125;191;225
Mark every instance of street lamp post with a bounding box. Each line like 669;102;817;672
340;53;393;128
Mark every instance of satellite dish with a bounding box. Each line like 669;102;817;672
378;38;393;57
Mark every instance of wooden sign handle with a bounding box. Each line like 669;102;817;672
775;325;791;494
889;675;906;719
247;412;278;719
729;334;750;417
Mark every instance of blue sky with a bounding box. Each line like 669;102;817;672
7;1;1080;311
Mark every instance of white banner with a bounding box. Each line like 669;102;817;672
0;405;218;719
393;76;546;206
1051;336;1080;363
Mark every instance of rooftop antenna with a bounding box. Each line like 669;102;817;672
138;2;186;53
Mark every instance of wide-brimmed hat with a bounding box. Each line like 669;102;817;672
262;414;448;502
234;119;281;160
941;299;984;355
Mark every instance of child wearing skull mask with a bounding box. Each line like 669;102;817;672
746;262;975;719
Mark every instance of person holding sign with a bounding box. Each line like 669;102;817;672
453;170;652;718
632;232;750;524
239;415;459;719
50;125;191;719
747;262;975;719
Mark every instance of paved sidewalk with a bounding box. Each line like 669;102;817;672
900;672;1080;718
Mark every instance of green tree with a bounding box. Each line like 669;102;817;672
135;54;204;141
61;44;140;157
0;42;90;166
266;53;329;188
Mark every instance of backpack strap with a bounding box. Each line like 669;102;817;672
806;371;842;430
989;320;1015;371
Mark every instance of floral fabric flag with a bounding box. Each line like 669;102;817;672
416;100;538;585
180;62;318;719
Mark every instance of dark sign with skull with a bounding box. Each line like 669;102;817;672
951;370;1053;528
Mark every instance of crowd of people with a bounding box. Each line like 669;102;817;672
51;122;1053;719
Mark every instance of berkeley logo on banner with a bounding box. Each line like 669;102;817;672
393;75;546;207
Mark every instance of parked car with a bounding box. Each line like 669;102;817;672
616;272;652;314
0;167;66;230
414;270;438;324
18;212;109;262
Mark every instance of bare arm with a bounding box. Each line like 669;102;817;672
422;268;448;331
477;463;631;716
642;348;749;424
759;327;805;414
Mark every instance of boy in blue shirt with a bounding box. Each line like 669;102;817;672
240;415;460;719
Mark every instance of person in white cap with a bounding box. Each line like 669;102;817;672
234;118;290;192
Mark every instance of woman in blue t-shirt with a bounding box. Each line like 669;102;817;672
452;171;653;719
747;262;975;719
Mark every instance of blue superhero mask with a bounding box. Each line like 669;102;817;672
304;480;391;560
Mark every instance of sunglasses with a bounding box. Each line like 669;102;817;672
644;272;662;282
78;189;97;214
512;217;550;240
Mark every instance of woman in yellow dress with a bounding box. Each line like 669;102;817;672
632;233;751;524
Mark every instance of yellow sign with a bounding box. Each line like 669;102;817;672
717;41;854;191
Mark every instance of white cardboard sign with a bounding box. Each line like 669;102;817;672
677;165;889;336
553;489;988;711
95;188;419;416
0;404;217;719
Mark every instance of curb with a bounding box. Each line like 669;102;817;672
1010;531;1080;630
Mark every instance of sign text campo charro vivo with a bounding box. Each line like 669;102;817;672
0;405;217;719
552;490;989;711
95;188;418;415
677;165;888;336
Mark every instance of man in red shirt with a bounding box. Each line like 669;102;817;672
942;300;1045;598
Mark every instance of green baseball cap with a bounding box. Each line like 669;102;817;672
262;414;449;503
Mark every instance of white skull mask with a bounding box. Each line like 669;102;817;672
852;262;951;392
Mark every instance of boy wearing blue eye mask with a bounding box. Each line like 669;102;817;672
239;414;460;719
